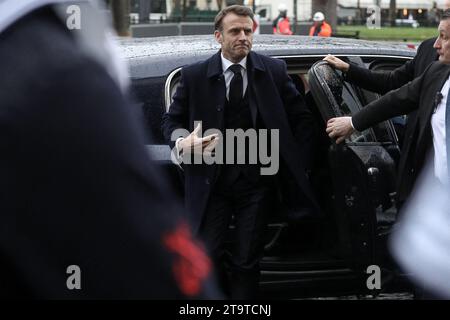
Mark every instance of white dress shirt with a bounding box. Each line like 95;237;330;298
431;75;450;185
221;53;248;100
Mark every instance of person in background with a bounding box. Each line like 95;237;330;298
309;11;332;37
273;3;293;35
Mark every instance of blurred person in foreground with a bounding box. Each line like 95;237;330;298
390;159;450;299
0;0;218;299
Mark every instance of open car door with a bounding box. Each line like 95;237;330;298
308;61;399;270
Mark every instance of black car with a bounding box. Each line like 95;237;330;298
120;35;416;298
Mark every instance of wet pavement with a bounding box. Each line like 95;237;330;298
305;292;413;300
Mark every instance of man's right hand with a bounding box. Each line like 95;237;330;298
326;116;354;144
178;123;219;156
323;54;350;72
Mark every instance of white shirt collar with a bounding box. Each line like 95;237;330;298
221;53;247;73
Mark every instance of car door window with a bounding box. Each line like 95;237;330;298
350;58;412;144
309;61;376;143
165;68;182;112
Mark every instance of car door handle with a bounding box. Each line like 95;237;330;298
368;167;379;176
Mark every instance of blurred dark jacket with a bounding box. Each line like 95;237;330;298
0;6;218;299
344;37;438;94
344;37;438;204
352;61;450;205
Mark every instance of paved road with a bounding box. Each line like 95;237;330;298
306;292;413;300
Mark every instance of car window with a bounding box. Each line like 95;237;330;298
312;62;376;143
165;68;182;112
353;58;411;144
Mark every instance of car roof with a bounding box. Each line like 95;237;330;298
119;35;416;79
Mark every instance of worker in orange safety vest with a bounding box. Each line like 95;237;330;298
273;4;293;35
309;11;332;37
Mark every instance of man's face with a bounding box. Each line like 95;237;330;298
434;19;450;64
215;13;253;63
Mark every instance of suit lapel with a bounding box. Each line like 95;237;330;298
419;63;450;149
247;63;258;126
247;52;286;130
423;64;450;122
207;51;226;130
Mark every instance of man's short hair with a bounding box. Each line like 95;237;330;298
441;9;450;21
214;5;254;32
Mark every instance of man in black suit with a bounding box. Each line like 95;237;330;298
323;37;438;95
326;12;450;207
0;1;218;299
162;5;318;299
324;34;439;149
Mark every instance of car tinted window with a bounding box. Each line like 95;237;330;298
366;60;409;143
351;59;410;144
165;69;182;112
131;76;166;144
314;63;375;143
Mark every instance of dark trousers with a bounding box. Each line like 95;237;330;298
199;171;273;299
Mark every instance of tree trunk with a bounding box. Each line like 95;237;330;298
138;0;151;24
225;0;243;5
293;0;298;34
389;0;397;27
173;0;181;21
356;0;361;25
311;0;337;31
182;0;187;21
111;0;131;37
216;0;223;10
173;0;181;12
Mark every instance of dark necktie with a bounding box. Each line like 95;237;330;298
446;86;450;182
228;64;243;106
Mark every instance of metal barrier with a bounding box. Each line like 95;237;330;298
131;22;314;38
332;30;360;39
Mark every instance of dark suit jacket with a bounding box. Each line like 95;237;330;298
0;7;218;299
345;37;439;201
352;62;450;203
345;37;438;94
162;51;319;232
